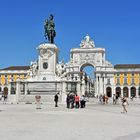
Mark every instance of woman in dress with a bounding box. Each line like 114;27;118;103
121;97;129;113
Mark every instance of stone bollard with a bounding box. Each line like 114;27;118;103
35;95;41;109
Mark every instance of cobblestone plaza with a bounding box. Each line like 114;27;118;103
0;99;140;140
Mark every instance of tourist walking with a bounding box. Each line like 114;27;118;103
75;94;80;108
121;97;129;113
102;94;106;104
0;92;3;101
4;92;8;103
69;93;75;109
66;94;70;108
113;94;116;105
1;91;4;100
1;91;7;104
54;93;59;107
99;94;103;104
80;95;86;108
105;95;109;104
116;94;119;104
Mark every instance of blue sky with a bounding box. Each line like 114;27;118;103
0;0;140;68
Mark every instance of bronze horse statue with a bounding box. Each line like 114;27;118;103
44;14;56;44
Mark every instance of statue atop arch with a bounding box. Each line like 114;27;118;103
80;35;95;48
44;14;56;44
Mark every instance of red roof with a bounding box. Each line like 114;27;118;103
114;64;140;69
0;66;30;70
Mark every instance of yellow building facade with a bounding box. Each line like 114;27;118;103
1;65;140;99
0;66;30;95
114;64;140;98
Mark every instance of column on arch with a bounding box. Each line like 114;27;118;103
61;82;67;103
99;74;103;95
95;75;99;96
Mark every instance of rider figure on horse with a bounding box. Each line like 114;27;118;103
44;14;56;44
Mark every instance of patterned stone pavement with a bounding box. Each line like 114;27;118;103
0;98;140;140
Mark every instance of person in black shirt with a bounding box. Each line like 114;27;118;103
54;93;59;107
66;94;70;108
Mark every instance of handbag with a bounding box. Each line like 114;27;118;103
123;102;127;106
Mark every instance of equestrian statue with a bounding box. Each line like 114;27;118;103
44;14;56;44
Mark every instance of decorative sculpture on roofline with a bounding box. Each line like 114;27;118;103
80;34;95;48
44;14;56;44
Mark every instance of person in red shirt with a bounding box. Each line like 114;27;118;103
75;94;80;108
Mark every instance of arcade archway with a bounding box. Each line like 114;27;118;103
123;87;129;97
130;87;136;97
106;87;112;97
115;87;121;97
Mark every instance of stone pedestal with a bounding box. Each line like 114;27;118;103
37;43;58;81
16;43;62;103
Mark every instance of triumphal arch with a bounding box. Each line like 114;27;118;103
67;35;114;98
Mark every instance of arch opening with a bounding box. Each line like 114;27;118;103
80;63;95;97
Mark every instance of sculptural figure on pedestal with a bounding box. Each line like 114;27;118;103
30;61;38;77
44;14;56;44
56;61;66;77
